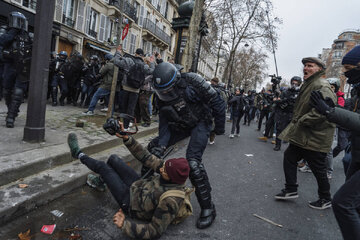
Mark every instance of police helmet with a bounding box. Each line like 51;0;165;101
327;77;340;92
290;76;302;85
104;53;113;61
58;51;68;60
152;62;180;101
8;12;28;32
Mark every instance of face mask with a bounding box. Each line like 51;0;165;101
344;68;360;84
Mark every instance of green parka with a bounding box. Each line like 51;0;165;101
279;70;336;153
99;60;114;91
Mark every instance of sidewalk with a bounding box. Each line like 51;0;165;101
0;100;159;225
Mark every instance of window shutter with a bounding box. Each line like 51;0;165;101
76;0;85;31
104;17;110;42
139;6;144;27
54;0;64;22
85;5;91;34
98;14;106;42
11;0;22;5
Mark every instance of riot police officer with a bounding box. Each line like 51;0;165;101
0;12;32;128
273;76;301;151
148;62;226;229
49;51;68;106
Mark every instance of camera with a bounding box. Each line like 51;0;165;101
103;114;138;136
269;74;282;85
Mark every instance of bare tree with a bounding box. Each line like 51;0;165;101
207;0;281;84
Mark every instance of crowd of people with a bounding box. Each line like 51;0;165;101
1;11;360;240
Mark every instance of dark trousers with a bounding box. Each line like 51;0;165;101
264;111;275;137
283;144;331;200
333;167;360;240
80;154;140;211
274;111;292;147
139;91;152;124
258;109;269;130
121;90;139;128
231;112;244;134
333;128;351;158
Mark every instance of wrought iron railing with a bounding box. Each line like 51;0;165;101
109;0;137;22
62;14;75;28
143;18;171;45
89;29;97;38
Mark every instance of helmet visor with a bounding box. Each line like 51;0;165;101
9;17;28;31
153;85;180;102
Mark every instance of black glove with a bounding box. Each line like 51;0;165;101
310;90;335;115
149;146;166;158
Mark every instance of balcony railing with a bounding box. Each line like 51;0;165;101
89;29;98;38
143;18;171;45
62;14;75;28
109;0;137;22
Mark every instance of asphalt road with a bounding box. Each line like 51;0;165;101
0;120;345;240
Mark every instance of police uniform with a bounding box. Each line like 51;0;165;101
149;62;226;229
0;12;32;128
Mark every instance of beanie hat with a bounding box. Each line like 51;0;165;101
302;57;326;69
342;45;360;66
165;158;190;184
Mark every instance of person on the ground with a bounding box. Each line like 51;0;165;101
275;57;336;210
146;62;225;229
114;46;155;130
67;123;190;239
309;46;360;239
228;88;246;138
83;53;114;115
0;12;32;128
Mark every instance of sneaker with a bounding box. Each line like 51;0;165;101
100;107;108;112
299;165;312;173
82;110;94;116
209;140;215;145
275;189;299;200
271;140;276;144
327;172;333;179
229;134;234;138
258;136;268;142
87;174;106;192
308;199;332;210
235;134;240;137
129;122;133;127
297;160;306;168
67;133;81;158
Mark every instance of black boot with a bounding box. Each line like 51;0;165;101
51;88;58;106
188;159;216;229
273;138;281;151
6;88;23;128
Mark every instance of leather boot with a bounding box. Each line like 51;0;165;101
197;203;216;229
51;88;58;106
6;88;23;128
273;138;281;151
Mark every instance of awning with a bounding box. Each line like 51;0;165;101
86;43;111;54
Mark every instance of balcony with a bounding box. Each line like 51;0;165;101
89;29;98;38
109;0;137;22
62;14;75;28
143;18;171;46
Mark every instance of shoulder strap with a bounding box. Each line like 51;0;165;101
159;189;185;203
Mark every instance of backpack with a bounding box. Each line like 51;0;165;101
159;187;194;225
127;56;145;89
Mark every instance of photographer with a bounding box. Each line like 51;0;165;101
67;118;190;239
256;88;272;131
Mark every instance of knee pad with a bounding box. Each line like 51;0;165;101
188;159;204;180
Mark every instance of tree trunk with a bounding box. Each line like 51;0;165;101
183;0;204;72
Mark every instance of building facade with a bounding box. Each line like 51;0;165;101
1;0;179;61
320;29;360;96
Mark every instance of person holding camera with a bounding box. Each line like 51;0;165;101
67;118;190;239
274;57;337;210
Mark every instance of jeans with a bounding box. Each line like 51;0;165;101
121;90;139;128
231;112;244;134
88;88;110;111
333;169;360;240
80;154;140;211
283;144;331;200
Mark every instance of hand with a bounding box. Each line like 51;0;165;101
114;121;129;140
113;209;125;229
310;90;334;115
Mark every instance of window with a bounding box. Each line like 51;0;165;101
129;33;136;54
123;31;129;51
88;9;98;38
22;0;37;10
335;42;344;49
138;5;144;26
165;1;168;19
333;51;343;58
62;0;75;27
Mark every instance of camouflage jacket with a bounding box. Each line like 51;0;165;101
122;136;186;239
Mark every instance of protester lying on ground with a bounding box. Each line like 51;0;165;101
67;119;191;240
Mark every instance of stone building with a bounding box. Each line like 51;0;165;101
320;29;360;95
